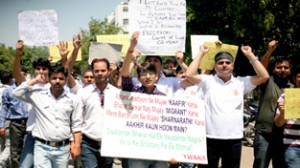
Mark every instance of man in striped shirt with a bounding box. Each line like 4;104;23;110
275;64;300;168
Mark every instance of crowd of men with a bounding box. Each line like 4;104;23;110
0;32;299;168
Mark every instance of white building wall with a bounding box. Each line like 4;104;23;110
107;1;129;34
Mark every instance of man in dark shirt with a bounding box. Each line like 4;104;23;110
253;40;293;168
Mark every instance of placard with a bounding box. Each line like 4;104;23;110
88;42;122;64
18;10;59;46
200;42;239;70
101;89;208;164
129;0;186;55
190;35;219;59
96;35;129;57
285;88;300;119
49;42;82;62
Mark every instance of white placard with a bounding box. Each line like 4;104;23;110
88;42;122;64
190;35;219;59
18;10;59;46
101;89;208;164
129;0;186;55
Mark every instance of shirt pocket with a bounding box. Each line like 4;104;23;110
55;103;73;125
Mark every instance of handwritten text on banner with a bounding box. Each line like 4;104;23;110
101;90;208;164
18;10;59;46
129;0;186;55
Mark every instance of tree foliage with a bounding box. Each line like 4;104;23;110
2;2;299;77
0;44;15;72
76;18;121;74
186;0;300;75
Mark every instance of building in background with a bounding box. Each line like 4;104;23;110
106;1;128;34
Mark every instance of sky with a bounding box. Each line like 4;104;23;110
0;0;124;47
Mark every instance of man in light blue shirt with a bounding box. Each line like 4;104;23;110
0;71;14;167
0;74;28;168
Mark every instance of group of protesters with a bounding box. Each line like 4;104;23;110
0;30;299;168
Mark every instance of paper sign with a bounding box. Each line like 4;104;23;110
96;35;129;57
88;42;122;64
190;35;219;59
49;42;82;62
129;0;186;55
199;42;239;70
284;88;300;119
101;89;208;164
18;10;59;46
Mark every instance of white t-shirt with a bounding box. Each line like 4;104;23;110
199;74;255;139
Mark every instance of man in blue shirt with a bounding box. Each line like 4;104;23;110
0;70;29;168
0;71;14;167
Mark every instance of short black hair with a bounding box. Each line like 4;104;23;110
291;64;300;77
32;58;51;70
136;62;157;77
48;65;68;77
166;57;177;66
0;71;13;84
269;56;291;69
144;55;162;65
20;66;27;74
175;66;183;75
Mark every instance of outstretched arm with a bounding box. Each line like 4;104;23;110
66;34;81;89
122;32;139;77
261;40;278;69
185;45;209;84
56;41;69;67
241;46;269;86
175;51;188;72
13;40;26;86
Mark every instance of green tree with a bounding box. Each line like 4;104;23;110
0;44;15;72
186;0;300;75
76;18;122;73
20;46;49;74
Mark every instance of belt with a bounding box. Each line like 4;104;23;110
35;137;70;147
10;118;27;125
82;134;101;149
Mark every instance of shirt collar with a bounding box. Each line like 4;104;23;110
46;87;69;98
91;82;112;93
214;74;235;84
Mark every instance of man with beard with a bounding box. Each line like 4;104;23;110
253;40;293;168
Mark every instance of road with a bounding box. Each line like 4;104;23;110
69;144;272;168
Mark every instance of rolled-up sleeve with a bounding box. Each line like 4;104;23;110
71;96;82;133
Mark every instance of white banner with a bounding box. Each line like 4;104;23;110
190;35;219;59
129;0;186;55
101;89;208;164
18;10;59;46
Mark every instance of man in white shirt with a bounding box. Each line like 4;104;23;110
13;40;52;168
77;58;118;168
186;45;269;168
13;65;82;168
